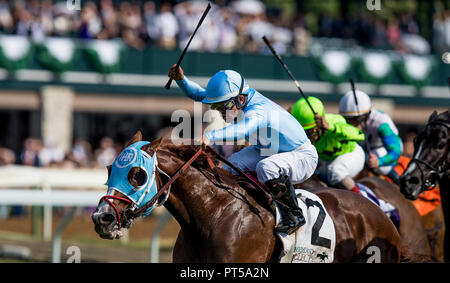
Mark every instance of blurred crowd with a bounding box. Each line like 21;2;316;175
0;0;448;55
0;136;124;169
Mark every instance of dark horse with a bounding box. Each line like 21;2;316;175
92;132;402;262
400;110;450;261
300;171;432;260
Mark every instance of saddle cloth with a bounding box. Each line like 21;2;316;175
356;183;401;227
277;189;336;263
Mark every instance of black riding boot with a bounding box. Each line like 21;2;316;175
264;175;306;235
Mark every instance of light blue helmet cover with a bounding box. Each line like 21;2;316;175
202;70;250;104
106;141;158;217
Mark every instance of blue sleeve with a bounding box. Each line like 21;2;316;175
175;77;207;102
378;123;402;167
204;112;262;142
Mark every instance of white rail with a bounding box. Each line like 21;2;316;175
0;165;107;262
0;165;170;263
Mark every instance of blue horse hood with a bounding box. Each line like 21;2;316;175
106;141;158;216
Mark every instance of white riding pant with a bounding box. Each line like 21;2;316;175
222;140;318;184
369;147;394;175
317;144;365;185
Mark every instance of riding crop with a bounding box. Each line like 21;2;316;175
262;35;316;115
164;2;211;90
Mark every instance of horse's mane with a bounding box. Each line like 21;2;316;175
423;110;450;129
437;109;450;122
162;138;224;168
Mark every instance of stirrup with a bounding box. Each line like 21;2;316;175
275;212;305;235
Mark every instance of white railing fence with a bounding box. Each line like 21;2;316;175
0;165;170;263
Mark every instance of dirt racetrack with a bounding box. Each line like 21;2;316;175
0;207;180;263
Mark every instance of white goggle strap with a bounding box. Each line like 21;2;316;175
155;164;172;207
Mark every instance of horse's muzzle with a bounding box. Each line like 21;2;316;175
399;175;421;200
92;211;119;240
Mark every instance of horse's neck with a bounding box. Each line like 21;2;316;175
158;151;237;230
440;174;449;193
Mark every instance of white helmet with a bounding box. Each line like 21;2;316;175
339;90;372;117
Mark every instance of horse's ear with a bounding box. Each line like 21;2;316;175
125;131;143;148
428;111;438;123
141;137;163;156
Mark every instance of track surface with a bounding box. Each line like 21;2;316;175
0;210;180;263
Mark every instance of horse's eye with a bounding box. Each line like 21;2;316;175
135;170;148;187
438;143;446;149
128;167;148;188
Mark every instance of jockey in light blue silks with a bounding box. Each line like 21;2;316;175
168;65;318;234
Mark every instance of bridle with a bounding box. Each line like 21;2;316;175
99;146;206;230
408;119;450;191
99;144;272;231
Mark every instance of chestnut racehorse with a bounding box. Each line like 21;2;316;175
92;132;403;262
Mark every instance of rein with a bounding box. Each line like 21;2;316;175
214;153;273;203
126;146;206;219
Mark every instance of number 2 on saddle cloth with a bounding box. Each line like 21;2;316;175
386;156;441;216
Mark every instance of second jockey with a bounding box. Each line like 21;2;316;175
339;90;403;184
291;96;366;193
168;65;318;234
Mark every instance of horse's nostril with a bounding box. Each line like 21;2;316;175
100;213;116;224
408;177;420;185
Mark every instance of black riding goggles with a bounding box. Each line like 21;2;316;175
344;115;366;125
211;99;236;111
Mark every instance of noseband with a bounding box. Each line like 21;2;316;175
99;195;133;230
409;120;450;191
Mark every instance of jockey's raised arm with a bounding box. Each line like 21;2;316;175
176;76;208;102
